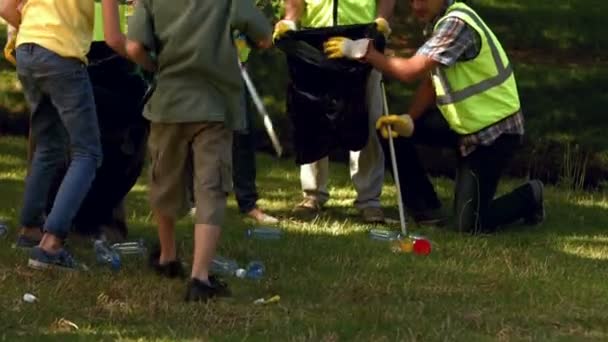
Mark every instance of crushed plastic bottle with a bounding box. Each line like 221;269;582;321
0;221;8;237
111;239;146;255
93;239;121;270
210;256;266;280
244;261;265;280
369;229;402;241
210;256;240;276
245;227;282;240
391;235;432;256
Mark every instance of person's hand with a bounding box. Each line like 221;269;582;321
272;19;296;41
234;34;251;63
376;114;415;138
374;17;391;38
3;33;17;66
323;37;371;59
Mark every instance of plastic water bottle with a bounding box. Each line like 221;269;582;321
111;239;146;255
210;256;240;276
94;239;121;270
244;261;265;280
245;227;282;240
0;221;8;237
391;236;432;256
369;229;402;241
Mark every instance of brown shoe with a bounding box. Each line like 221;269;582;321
293;198;322;216
361;207;385;224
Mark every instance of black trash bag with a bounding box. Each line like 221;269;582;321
45;43;149;240
276;24;385;165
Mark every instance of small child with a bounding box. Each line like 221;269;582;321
126;0;272;301
0;0;102;269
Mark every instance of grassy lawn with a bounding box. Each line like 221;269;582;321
1;136;607;341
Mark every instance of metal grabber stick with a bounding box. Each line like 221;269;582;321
381;81;408;237
240;63;284;158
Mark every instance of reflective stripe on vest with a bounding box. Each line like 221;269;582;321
301;0;376;28
430;3;520;134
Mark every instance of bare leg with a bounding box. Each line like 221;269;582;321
153;208;176;264
190;223;221;282
38;233;63;253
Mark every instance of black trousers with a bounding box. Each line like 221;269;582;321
381;109;536;233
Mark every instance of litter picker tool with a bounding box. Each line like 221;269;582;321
381;81;408;237
240;63;283;157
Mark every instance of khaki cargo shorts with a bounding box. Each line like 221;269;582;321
148;122;233;226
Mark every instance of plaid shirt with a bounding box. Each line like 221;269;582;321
416;0;524;156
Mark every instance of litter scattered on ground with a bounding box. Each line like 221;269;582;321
253;295;280;305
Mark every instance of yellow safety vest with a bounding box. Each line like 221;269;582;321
430;2;520;135
301;0;376;28
93;1;131;41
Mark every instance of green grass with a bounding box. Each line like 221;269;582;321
1;136;607;341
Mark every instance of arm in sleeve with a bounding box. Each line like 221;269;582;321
126;0;156;51
231;0;272;48
415;17;475;67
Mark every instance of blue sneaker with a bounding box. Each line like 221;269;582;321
28;247;78;271
14;235;41;249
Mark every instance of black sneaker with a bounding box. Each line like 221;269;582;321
524;180;545;225
184;277;231;302
148;247;186;279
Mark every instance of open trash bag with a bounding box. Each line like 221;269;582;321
276;23;385;165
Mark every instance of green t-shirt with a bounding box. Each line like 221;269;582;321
127;0;271;129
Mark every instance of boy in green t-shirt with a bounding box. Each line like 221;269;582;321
126;0;271;302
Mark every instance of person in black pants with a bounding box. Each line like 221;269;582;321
324;0;545;233
379;108;543;234
232;86;279;225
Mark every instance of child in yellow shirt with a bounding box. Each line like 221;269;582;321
1;0;102;270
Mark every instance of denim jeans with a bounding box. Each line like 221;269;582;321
17;44;102;239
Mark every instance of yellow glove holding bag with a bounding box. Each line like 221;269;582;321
376;114;415;139
323;37;371;59
374;17;391;38
273;20;296;42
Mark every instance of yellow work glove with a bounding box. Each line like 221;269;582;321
3;32;17;66
272;19;296;42
234;33;251;63
323;37;371;59
376;114;415;139
374;17;391;38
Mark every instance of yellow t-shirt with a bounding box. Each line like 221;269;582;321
16;0;94;63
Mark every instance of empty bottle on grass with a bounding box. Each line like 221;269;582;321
370;229;432;256
94;239;121;270
391;236;432;256
369;229;402;241
244;261;265;280
111;239;146;255
211;256;266;279
211;256;240;276
0;221;7;237
245;227;282;240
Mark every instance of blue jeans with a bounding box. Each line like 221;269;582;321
17;44;102;239
232;91;258;213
